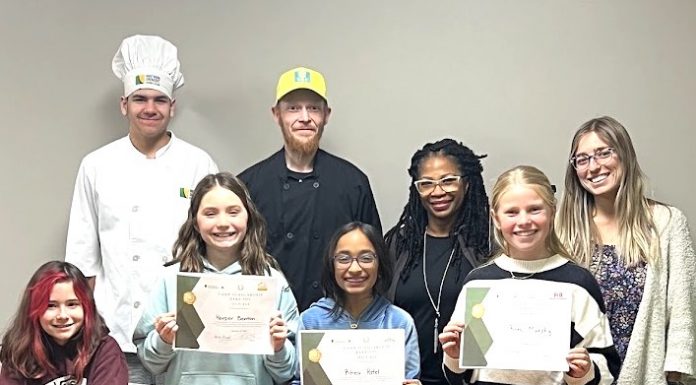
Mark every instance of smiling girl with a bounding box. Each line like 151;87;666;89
0;261;128;385
295;222;420;384
439;166;620;385
133;172;298;385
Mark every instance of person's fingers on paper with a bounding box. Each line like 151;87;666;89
439;320;465;359
269;321;287;335
269;313;288;352
154;312;176;332
269;311;285;328
154;312;178;345
446;321;465;331
157;319;178;345
566;347;591;378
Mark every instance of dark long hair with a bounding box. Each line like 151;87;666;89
385;138;490;280
171;172;280;274
321;222;394;316
0;261;108;383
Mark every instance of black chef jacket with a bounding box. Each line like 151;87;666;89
239;148;382;311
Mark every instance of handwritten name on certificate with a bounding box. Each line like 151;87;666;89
300;329;404;385
175;272;278;354
459;279;571;371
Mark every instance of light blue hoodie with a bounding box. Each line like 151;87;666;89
293;295;420;383
133;260;298;385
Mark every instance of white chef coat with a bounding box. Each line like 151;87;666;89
65;132;218;353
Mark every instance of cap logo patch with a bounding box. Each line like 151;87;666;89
294;70;311;83
135;74;161;86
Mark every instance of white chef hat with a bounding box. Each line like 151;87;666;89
112;35;184;99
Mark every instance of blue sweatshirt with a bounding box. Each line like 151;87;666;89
293;295;420;383
133;260;299;385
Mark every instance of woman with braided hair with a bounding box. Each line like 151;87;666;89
385;138;492;385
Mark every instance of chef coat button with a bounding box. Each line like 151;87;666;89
283;183;290;190
131;205;139;212
313;233;319;240
162;256;169;263
313;181;319;188
286;232;294;240
132;255;140;261
133;301;141;308
312;281;319;289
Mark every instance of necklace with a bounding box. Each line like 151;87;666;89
422;231;455;354
509;271;537;280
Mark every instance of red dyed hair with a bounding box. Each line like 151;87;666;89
0;261;108;383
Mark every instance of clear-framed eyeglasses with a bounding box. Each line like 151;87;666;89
333;253;377;268
570;147;616;170
413;175;463;195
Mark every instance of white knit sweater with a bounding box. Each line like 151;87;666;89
617;205;696;385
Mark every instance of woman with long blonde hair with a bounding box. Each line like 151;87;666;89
557;116;696;385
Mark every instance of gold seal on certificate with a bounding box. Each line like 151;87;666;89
300;329;404;385
471;303;485;319
308;348;322;363
182;291;196;305
175;272;279;354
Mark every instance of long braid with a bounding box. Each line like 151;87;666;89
385;138;490;280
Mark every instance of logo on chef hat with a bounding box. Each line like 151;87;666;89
179;187;193;199
135;74;161;87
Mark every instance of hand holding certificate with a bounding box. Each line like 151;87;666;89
455;279;571;372
153;312;178;345
174;272;279;354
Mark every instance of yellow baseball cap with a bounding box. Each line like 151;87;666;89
275;66;327;103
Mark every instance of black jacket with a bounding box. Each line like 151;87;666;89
239;148;381;311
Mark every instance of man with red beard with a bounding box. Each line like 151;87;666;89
239;67;381;311
65;35;217;384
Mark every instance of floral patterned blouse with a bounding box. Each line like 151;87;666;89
590;245;647;362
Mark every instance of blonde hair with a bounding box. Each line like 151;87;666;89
556;116;659;266
490;165;570;259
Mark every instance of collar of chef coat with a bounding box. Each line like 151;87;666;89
126;131;176;159
267;147;330;180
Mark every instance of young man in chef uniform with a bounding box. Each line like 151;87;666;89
65;34;218;384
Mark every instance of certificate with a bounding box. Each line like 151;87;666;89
175;272;278;354
300;329;404;385
459;279;571;371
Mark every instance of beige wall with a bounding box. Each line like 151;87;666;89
1;0;695;327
